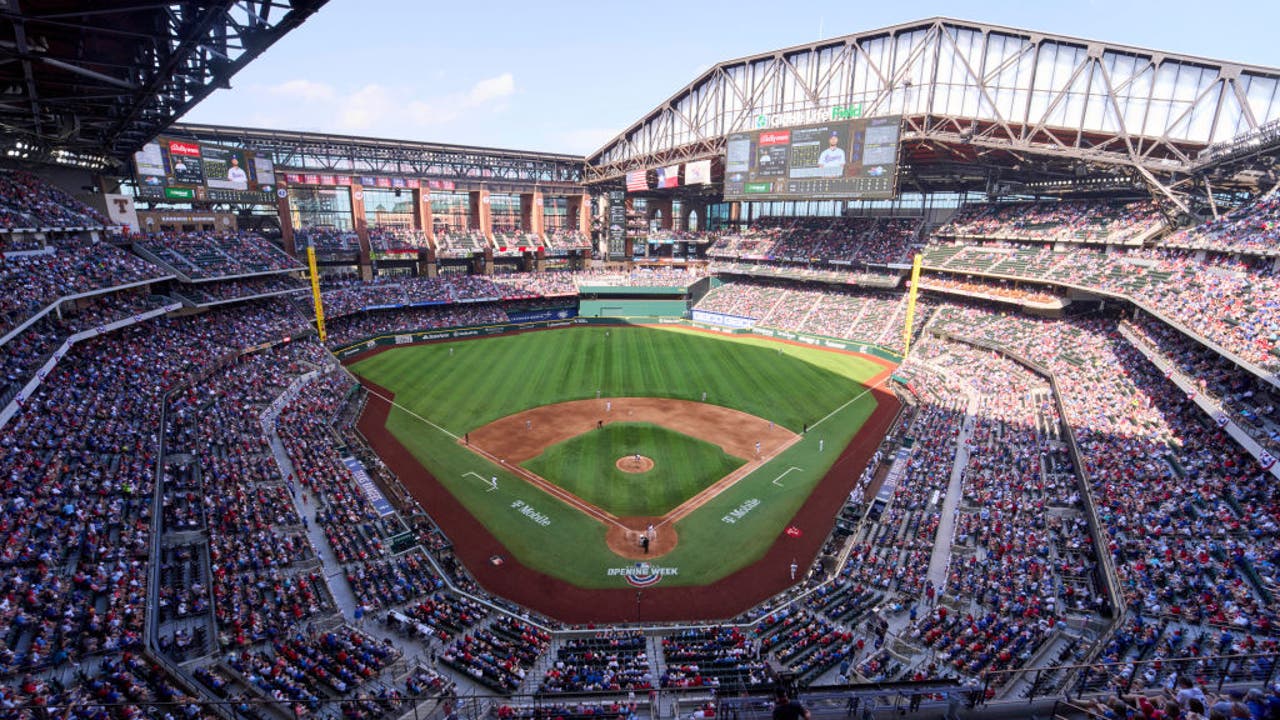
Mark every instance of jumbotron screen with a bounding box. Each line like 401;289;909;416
133;137;277;204
723;115;901;201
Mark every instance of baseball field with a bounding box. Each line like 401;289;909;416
348;324;898;619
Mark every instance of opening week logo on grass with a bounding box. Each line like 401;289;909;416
609;562;678;588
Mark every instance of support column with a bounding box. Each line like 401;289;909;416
473;188;493;241
420;188;435;244
568;193;590;237
418;248;437;278
350;184;372;279
529;191;545;241
277;189;296;256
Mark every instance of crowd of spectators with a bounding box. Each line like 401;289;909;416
6;204;1280;712
440;617;550;693
922;242;1280;373
221;628;401;713
369;226;431;252
295;227;360;254
161;340;335;652
660;627;772;690
939;200;1163;244
931;307;1279;639
1123;313;1280;455
540;631;652;693
1160;195;1280;255
136;230;301;279
0;290;166;405
711;260;900;288
696;281;914;348
346;550;446;611
177;274;308;304
542;227;590;251
710;216;919;265
847;370;963;599
0;238;168;336
492;224;543;252
919;275;1063;305
570;266;707;288
434;226;490;257
898;338;1096;681
0;297;308;706
319;274;575;319
0;170;109;229
641;229;720;245
751;608;855;686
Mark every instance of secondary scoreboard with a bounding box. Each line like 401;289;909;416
724;115;901;201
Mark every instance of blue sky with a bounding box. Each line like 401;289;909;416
180;0;1278;156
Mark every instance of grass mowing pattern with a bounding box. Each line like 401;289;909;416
522;422;746;517
350;326;882;434
350;326;887;588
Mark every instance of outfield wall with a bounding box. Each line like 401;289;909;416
578;299;687;317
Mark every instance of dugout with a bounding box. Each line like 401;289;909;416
577;284;689;318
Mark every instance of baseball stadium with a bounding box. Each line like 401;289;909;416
0;3;1278;720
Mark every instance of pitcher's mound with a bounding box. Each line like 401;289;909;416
615;455;654;473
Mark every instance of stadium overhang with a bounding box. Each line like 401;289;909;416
167;123;586;191
0;0;328;168
585;17;1280;204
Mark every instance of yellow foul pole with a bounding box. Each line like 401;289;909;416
307;245;327;344
901;252;923;358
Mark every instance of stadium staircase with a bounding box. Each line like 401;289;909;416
924;382;979;587
647;633;666;686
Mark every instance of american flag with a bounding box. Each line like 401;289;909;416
625;170;648;192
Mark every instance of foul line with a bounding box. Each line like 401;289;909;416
462;442;627;530
809;371;894;432
772;466;803;487
360;384;460;441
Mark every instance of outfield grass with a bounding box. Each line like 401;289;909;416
350;326;883;434
522;422;745;517
350;326;888;588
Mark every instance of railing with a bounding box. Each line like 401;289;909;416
5;651;1273;718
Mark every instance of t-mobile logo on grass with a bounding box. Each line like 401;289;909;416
510;499;551;526
721;497;761;524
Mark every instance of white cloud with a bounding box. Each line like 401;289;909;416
337;84;395;131
465;73;515;105
265;79;335;102
211;72;520;140
555;127;620;155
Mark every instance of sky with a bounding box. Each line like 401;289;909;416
180;0;1279;157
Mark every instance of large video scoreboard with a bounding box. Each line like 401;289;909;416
133;137;277;204
723;115;901;201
